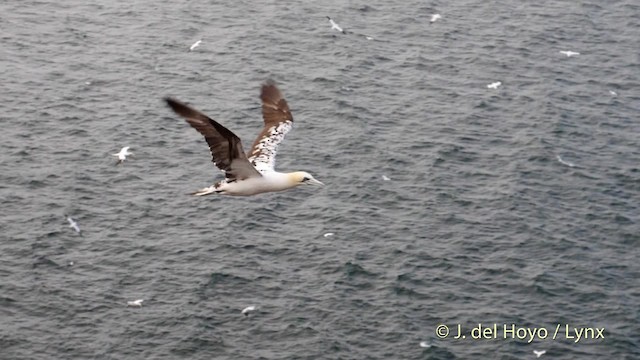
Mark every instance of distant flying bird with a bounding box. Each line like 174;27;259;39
560;50;580;57
556;155;575;167
419;341;431;348
381;175;391;181
241;305;257;316
189;39;202;51
487;81;502;89
65;215;81;234
326;16;346;34
165;80;324;196
112;146;133;165
533;350;546;358
127;299;144;307
609;90;617;96
323;232;335;238
430;14;442;23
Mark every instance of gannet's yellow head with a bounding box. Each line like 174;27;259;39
288;171;324;187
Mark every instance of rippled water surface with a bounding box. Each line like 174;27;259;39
1;0;639;359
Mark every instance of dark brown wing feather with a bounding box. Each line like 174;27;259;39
247;80;294;170
165;98;261;180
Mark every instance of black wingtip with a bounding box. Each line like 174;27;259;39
165;97;179;106
165;97;196;120
165;97;187;114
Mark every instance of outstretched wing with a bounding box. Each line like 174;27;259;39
247;80;293;172
165;98;261;181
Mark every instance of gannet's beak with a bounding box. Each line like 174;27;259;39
307;178;324;186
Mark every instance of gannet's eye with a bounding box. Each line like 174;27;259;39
302;177;310;182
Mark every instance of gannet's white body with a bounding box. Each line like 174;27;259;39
195;171;316;196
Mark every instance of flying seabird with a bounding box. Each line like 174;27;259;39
560;50;580;57
556;155;575;167
189;39;202;51
127;299;144;307
533;350;546;358
165;80;324;196
487;81;502;89
112;146;133;165
327;16;346;34
430;14;442;23
241;305;257;316
65;215;81;234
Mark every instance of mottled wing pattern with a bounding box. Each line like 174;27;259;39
247;80;294;172
165;98;261;181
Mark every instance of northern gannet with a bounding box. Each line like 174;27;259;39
165;80;324;196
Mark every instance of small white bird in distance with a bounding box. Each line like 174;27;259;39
560;50;580;57
65;215;81;234
189;39;202;51
609;90;617;96
112;146;133;165
381;175;391;181
419;341;431;348
242;305;257;316
487;81;502;89
127;299;144;307
533;350;546;358
326;16;346;34
430;14;442;23
556;155;575;167
323;232;335;238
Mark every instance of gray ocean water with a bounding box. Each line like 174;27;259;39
1;0;639;359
